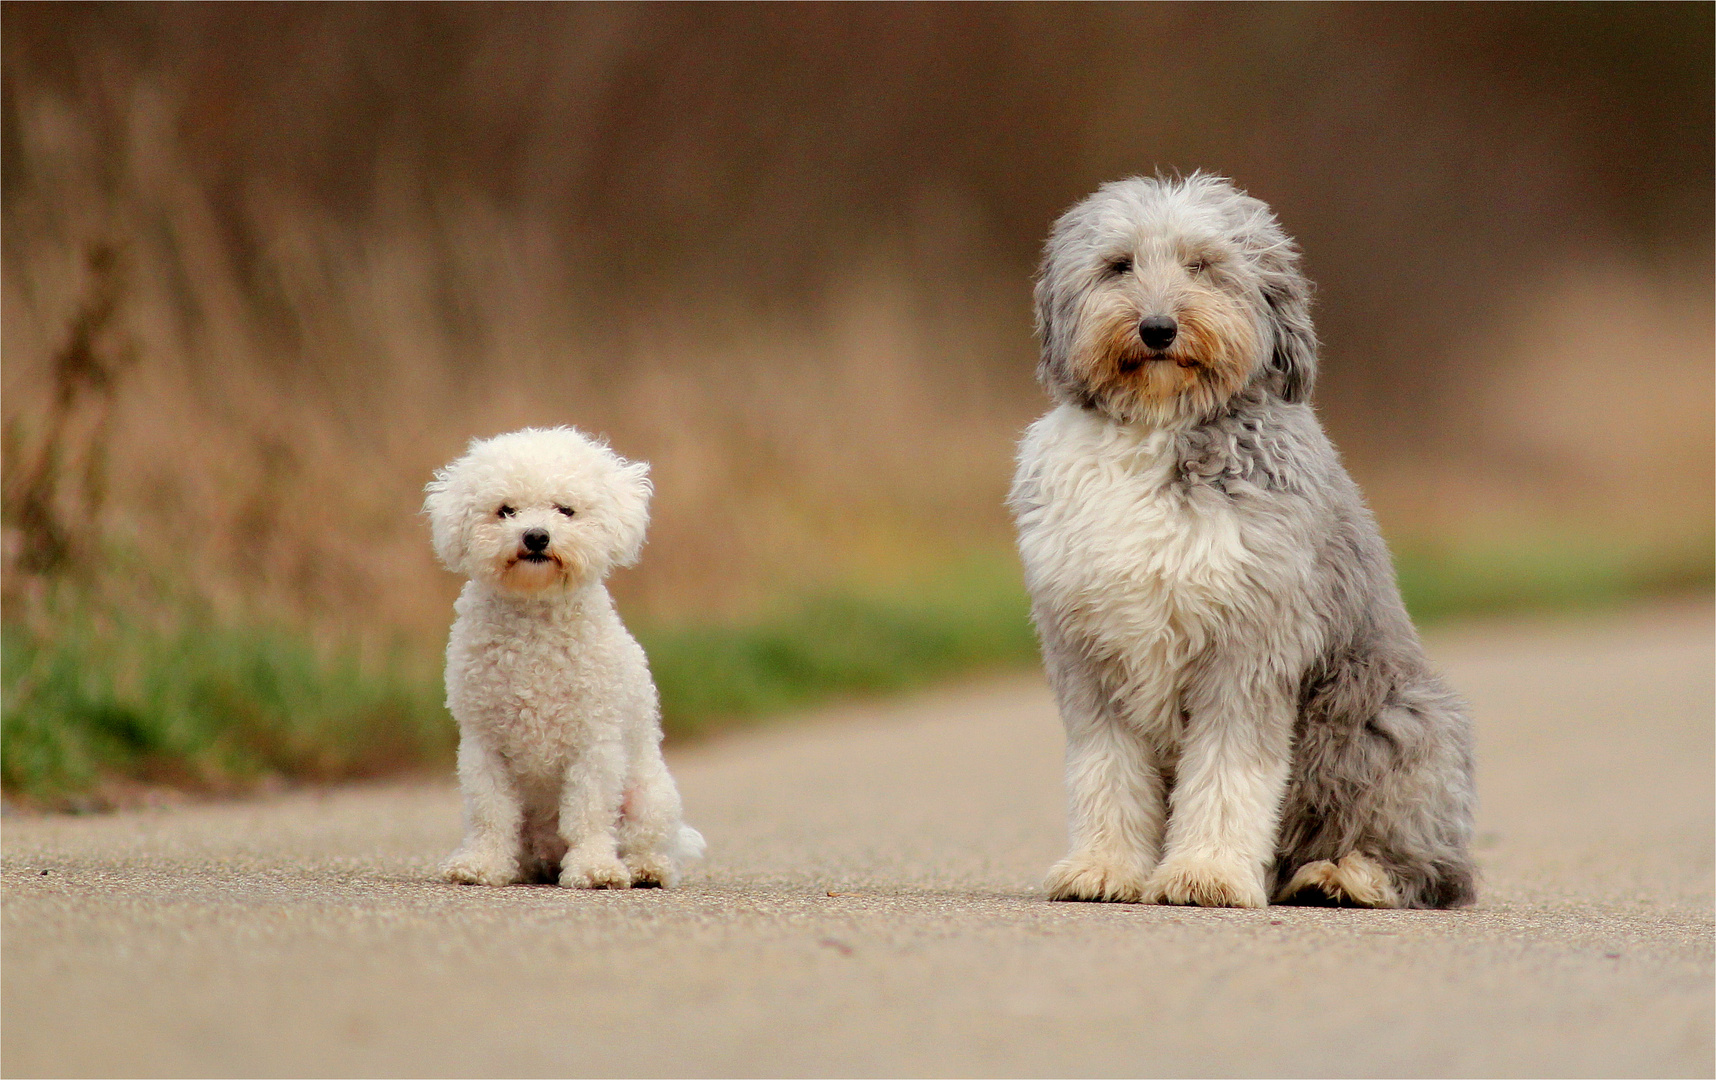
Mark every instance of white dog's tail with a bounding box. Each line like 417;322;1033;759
674;825;707;864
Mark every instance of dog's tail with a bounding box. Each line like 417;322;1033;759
674;824;707;864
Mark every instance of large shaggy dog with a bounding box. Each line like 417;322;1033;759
425;427;703;889
1010;175;1475;909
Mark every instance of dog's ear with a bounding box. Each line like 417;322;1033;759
1259;255;1318;404
1033;247;1090;408
423;468;470;573
606;459;653;569
1219;184;1318;404
1033;271;1063;396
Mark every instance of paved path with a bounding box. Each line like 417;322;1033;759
4;604;1711;1077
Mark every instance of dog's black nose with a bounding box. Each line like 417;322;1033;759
1138;315;1178;350
522;528;550;553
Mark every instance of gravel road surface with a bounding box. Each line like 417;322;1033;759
4;603;1711;1077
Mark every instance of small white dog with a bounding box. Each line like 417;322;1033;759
424;427;703;889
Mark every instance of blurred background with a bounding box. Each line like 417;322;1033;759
3;2;1711;804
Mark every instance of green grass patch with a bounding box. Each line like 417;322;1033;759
1396;533;1713;624
2;602;451;808
641;557;1038;739
4;539;1707;806
0;560;1039;804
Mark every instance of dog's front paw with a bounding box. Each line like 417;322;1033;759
1044;852;1151;902
1144;855;1268;908
442;849;522;887
560;852;632;890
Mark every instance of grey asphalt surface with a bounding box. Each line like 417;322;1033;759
3;603;1712;1078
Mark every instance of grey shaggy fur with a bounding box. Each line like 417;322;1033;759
1015;174;1476;909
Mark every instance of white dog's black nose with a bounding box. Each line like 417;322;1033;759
1139;316;1178;350
522;528;550;553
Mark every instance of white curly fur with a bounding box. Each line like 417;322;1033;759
424;427;704;889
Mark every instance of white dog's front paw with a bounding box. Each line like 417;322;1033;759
1144;854;1268;908
442;848;522;887
560;851;632;890
1044;852;1151;902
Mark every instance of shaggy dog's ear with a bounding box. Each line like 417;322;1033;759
423;468;469;573
1221;181;1318;404
606;460;653;569
1032;270;1065;398
1033;245;1092;411
1260;261;1318;404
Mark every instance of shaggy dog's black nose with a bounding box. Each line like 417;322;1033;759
1139;315;1178;350
522;528;550;553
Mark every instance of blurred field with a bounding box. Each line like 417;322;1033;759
2;4;1711;804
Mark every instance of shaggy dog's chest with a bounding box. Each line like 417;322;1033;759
1013;407;1256;697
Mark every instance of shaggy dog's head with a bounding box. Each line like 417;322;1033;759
1034;173;1318;426
424;427;651;597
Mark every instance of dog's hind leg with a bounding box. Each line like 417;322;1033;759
615;747;697;887
1281;679;1478;909
442;734;526;886
1274;853;1401;907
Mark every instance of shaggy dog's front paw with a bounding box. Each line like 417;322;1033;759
560;852;632;890
1144;855;1268;908
1044;853;1151;902
442;849;522;887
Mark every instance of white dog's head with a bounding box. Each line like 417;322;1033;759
1035;173;1318;426
424;427;651;597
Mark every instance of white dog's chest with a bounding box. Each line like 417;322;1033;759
1013;408;1256;698
451;634;584;759
445;592;643;777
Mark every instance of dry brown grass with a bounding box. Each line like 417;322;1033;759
2;215;1037;644
2;4;1710;651
3;6;1709;804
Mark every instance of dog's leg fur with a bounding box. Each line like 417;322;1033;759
1272;660;1477;908
556;740;631;889
442;735;526;886
615;747;689;887
1144;668;1294;909
1041;632;1164;902
1048;717;1164;902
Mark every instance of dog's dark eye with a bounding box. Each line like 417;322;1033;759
1186;259;1209;275
555;505;576;518
1108;257;1132;276
497;505;515;518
